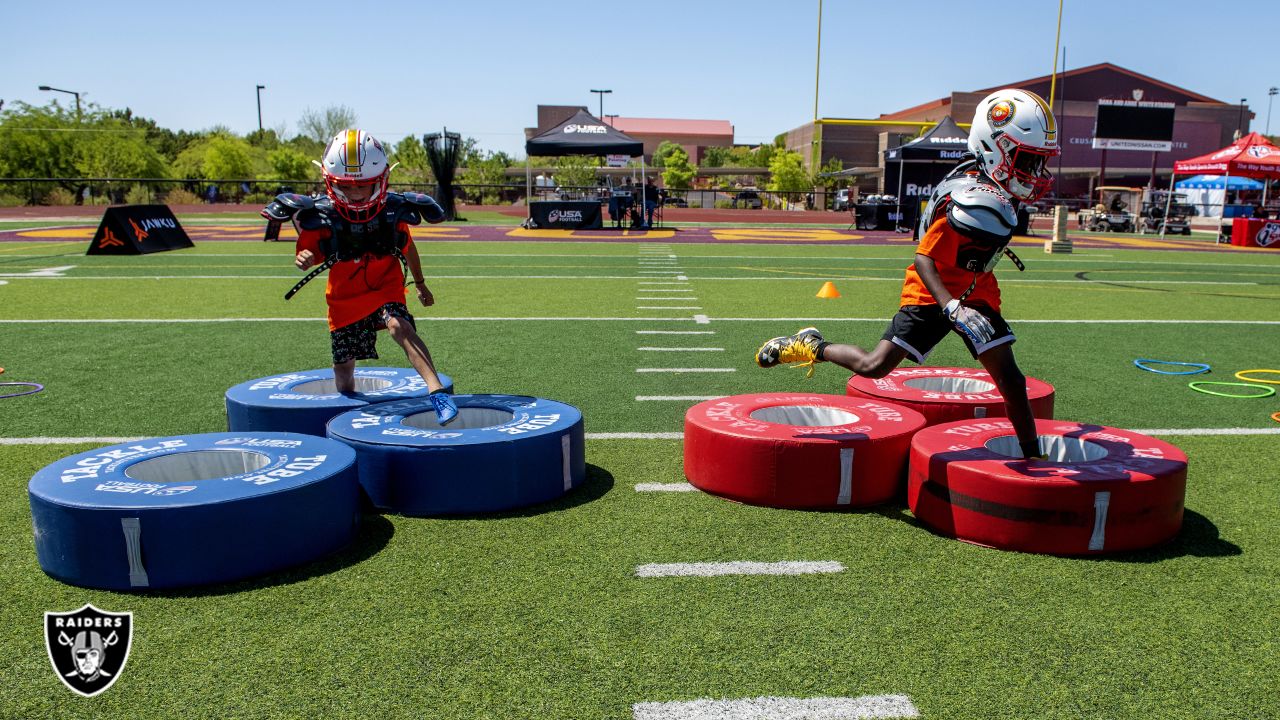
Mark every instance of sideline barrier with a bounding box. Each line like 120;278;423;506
29;433;360;590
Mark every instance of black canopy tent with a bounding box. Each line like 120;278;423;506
524;110;645;226
883;115;971;230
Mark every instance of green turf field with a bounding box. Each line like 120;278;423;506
1;236;1278;719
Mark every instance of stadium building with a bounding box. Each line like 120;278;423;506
786;62;1253;197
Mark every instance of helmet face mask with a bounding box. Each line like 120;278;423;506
318;130;394;222
968;89;1060;202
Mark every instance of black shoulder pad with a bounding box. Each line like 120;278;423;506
400;191;446;224
261;192;315;221
296;200;333;232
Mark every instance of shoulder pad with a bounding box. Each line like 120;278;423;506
389;191;445;225
945;179;1017;242
261;192;315;221
296;196;333;232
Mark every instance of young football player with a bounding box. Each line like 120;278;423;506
263;130;457;424
756;89;1060;459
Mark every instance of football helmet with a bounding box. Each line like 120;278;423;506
967;89;1059;202
316;130;396;222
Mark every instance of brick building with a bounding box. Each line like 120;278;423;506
786;63;1252;196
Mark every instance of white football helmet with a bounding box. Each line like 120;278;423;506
316;130;396;222
968;89;1059;201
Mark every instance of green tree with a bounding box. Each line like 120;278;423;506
652;141;683;168
661;147;695;189
815;157;849;189
266;147;314;182
462;151;513;204
298;105;358;144
701;146;731;168
551;155;599;189
766;150;810;194
0;102;87;187
173;133;256;179
390;135;434;185
75;119;168;179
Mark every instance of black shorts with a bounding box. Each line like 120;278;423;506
330;303;416;365
880;304;1015;364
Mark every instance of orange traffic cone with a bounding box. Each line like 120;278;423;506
816;281;840;299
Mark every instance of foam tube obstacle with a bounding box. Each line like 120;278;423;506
907;419;1188;555
846;367;1054;426
325;394;585;515
28;432;360;591
225;367;453;436
683;393;927;508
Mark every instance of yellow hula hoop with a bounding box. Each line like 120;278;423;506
1234;369;1280;385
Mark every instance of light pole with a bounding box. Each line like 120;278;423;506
38;85;81;122
256;84;266;133
1267;87;1278;136
590;89;612;120
1237;98;1247;139
604;114;618;127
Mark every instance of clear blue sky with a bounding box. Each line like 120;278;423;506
4;0;1276;157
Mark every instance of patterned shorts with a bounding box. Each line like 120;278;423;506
330;303;417;364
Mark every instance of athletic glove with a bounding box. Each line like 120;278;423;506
943;299;995;346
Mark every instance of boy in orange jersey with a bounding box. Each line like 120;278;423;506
264;129;457;424
756;89;1059;459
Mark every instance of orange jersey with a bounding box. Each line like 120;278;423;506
297;224;412;331
899;217;1001;311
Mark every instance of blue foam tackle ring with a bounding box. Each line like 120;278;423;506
28;432;361;591
326;394;585;516
1134;359;1211;376
226;367;453;437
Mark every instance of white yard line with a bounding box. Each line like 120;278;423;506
635;561;846;578
636;347;724;351
635;330;716;335
634;483;699;492
585;432;684;440
636;306;702;310
636;297;698;300
636;368;735;373
632;695;920;720
693;314;712;324
635;396;726;401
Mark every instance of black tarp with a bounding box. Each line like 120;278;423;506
883;116;972;230
524;110;643;157
884;116;970;163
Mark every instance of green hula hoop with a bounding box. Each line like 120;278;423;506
1188;381;1276;399
1234;369;1280;385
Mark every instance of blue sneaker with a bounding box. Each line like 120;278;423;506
429;391;458;426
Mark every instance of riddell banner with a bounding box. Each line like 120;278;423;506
87;205;194;255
